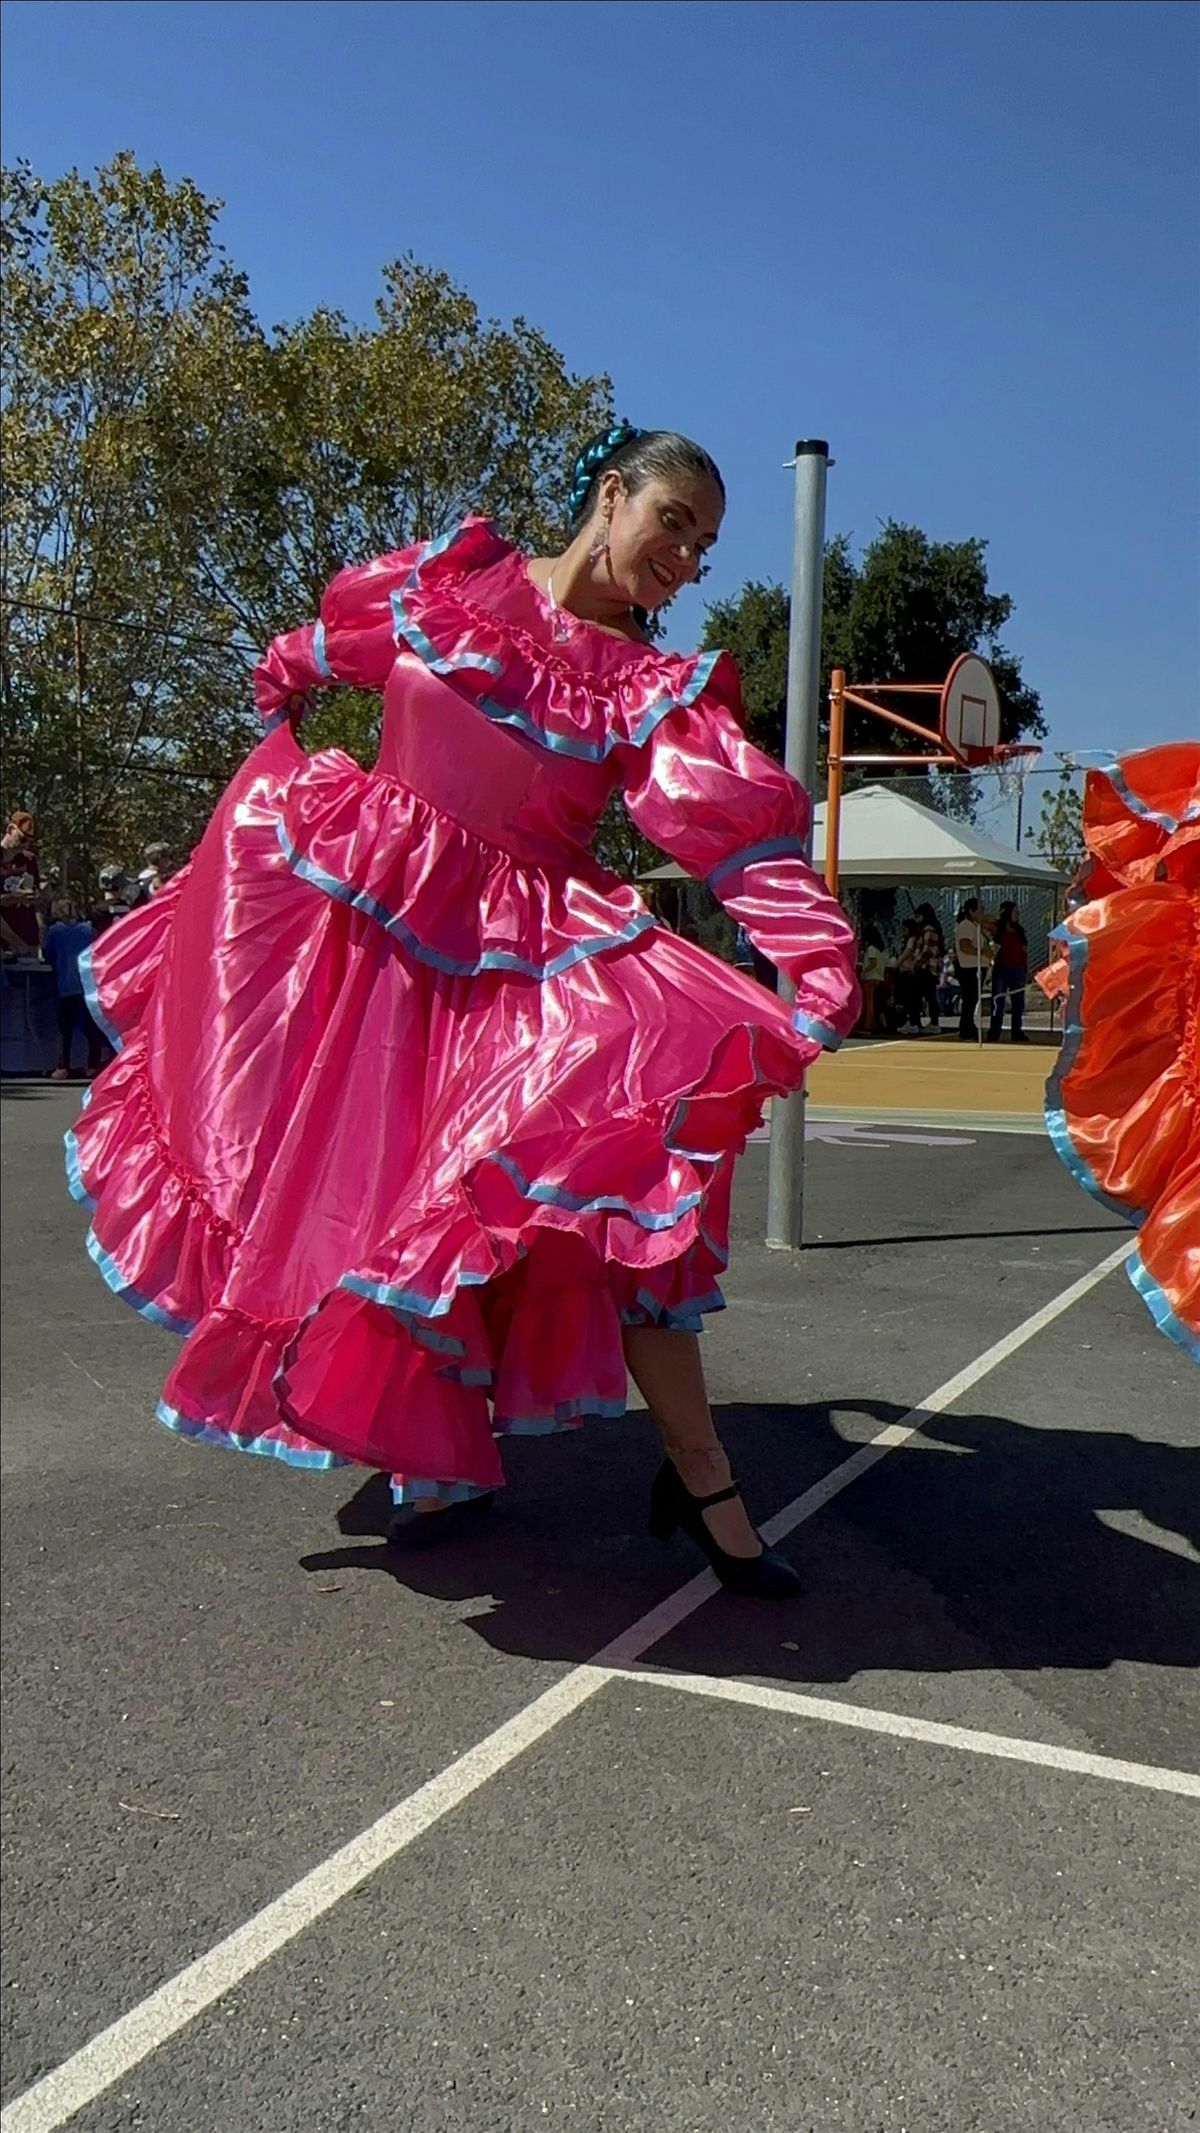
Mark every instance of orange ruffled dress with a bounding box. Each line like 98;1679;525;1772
1045;743;1199;1361
67;519;861;1503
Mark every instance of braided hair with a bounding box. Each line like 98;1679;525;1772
567;422;725;536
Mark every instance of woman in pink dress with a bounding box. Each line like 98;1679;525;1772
68;424;859;1596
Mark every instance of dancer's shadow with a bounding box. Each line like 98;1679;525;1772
301;1399;1200;1685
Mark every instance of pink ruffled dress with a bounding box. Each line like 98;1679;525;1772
68;519;859;1504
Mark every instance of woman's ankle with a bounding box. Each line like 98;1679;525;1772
666;1443;733;1497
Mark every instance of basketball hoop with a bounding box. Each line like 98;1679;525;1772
988;743;1042;800
824;654;1037;890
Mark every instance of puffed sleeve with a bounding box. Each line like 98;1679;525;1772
622;651;860;1049
253;544;423;725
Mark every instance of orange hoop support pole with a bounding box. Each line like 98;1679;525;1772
826;670;846;896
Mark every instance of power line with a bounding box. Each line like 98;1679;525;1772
0;592;257;656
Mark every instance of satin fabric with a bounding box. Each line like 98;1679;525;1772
1045;743;1199;1360
68;517;861;1499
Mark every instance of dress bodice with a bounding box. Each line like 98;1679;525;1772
373;644;619;868
253;516;860;1042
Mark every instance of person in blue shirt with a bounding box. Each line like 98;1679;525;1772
41;900;104;1079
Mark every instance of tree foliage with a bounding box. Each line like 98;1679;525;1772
702;522;1045;768
1026;763;1085;875
3;152;1049;896
1;154;262;872
1;153;611;877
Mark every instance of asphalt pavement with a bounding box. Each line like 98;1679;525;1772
2;1082;1197;2133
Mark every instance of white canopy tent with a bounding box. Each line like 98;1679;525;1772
639;784;1065;889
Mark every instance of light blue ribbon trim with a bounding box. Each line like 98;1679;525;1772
665;1098;722;1164
792;1009;844;1051
1042;1098;1142;1225
85;1227;196;1337
340;1266;491;1322
276;818;655;979
625;648;722;751
1126;1250;1200;1364
312;620;332;679
157;1399;348;1469
496;1395;630;1432
388;589;504;678
339;1142;705;1339
389;1475;491;1507
64;1127;97;1213
410;1319;468;1360
620;1283;726;1332
78;942;123;1054
706;835;807;895
487;1150;703;1230
1071;750;1200;834
392;526;722;762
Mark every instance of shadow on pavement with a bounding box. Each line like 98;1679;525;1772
303;1399;1200;1685
804;1222;1123;1252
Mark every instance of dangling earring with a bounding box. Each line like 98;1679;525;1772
589;518;610;562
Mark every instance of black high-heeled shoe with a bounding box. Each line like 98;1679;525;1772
648;1458;801;1598
387;1493;494;1549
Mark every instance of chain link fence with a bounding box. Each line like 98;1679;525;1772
843;762;1081;995
642;761;1084;1034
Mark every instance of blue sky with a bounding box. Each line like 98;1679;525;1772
3;0;1197;753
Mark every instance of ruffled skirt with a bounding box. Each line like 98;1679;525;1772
69;728;824;1500
1045;745;1199;1362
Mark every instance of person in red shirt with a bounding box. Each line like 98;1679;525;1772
987;901;1030;1043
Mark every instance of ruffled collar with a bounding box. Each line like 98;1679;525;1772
389;516;735;763
420;515;685;669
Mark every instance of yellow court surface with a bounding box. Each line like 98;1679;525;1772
804;1035;1055;1126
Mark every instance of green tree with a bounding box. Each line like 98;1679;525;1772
1;153;263;878
189;258;612;675
1027;764;1084;875
702;522;1045;767
1;154;613;875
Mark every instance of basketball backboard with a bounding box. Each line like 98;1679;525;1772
940;654;1001;763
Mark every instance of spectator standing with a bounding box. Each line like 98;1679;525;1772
937;950;960;1020
894;918;924;1034
41;900;104;1079
954;897;994;1041
858;924;888;1034
97;866;133;921
1;811;44;955
988;901;1030;1043
914;902;946;1030
132;842;175;906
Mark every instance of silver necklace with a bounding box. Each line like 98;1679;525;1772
546;569;634;643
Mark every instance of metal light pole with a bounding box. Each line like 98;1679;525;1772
766;440;830;1251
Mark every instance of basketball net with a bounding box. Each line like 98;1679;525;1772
992;746;1042;802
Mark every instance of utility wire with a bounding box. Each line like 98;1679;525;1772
0;591;257;656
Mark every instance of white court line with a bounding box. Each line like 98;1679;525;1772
619;1670;1200;1799
0;1236;1133;2133
755;1236;1133;1544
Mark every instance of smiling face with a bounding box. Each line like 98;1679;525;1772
595;468;724;613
